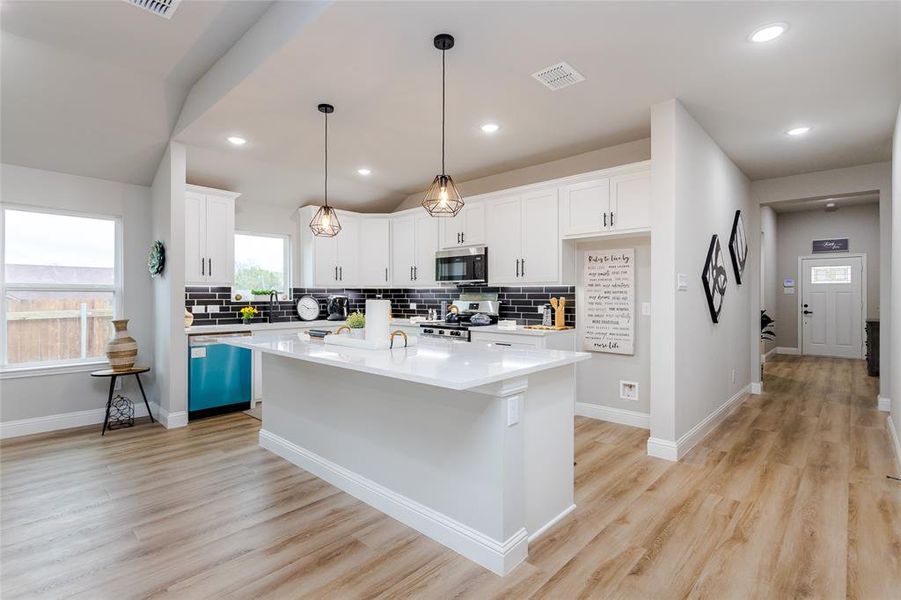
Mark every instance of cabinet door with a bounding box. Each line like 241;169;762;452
184;192;206;283
486;195;522;284
461;201;486;246
521;189;559;283
313;234;339;286
358;217;390;286
204;194;235;285
413;212;439;285
439;213;462;249
391;215;415;285
610;170;650;231
335;214;359;285
560;178;609;236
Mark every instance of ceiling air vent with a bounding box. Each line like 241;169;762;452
122;0;181;19
532;61;585;91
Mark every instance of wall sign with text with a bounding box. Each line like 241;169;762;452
582;249;635;355
812;238;849;253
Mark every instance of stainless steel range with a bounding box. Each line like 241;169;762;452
419;294;499;342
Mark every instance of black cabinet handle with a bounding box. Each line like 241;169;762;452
603;212;608;227
414;266;418;280
201;258;205;276
208;258;212;276
515;259;520;277
457;232;461;244
495;342;512;347
461;232;465;244
335;266;338;281
410;266;414;281
385;267;388;282
339;266;343;281
521;258;525;277
610;212;614;227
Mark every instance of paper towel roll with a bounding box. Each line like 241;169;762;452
364;299;391;342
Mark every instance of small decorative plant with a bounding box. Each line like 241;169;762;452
251;288;280;297
240;306;259;324
346;310;365;329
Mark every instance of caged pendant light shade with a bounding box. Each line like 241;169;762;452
422;33;464;218
309;103;342;237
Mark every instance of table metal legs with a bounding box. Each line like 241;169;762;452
101;376;116;436
135;373;154;423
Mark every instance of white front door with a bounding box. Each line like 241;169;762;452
801;256;863;359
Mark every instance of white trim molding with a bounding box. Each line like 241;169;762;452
157;406;188;429
878;395;891;412
887;416;901;473
260;429;528;576
575;402;650;429
528;504;576;543
751;382;763;395
760;347;777;363
646;385;751;462
0;402;154;439
776;347;800;356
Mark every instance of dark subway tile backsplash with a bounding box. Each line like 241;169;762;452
185;286;575;327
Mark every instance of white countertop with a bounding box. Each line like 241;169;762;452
221;332;589;391
469;325;576;337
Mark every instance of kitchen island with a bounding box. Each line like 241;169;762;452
223;332;589;575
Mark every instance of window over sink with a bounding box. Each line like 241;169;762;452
233;232;291;299
1;207;121;371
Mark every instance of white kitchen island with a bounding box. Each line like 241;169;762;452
223;333;589;575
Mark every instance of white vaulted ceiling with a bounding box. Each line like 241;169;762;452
2;1;899;211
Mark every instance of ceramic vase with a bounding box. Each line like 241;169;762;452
106;319;138;372
184;308;194;328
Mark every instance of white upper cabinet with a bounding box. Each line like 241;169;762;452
390;211;439;286
184;185;239;286
358;217;390;286
439;201;485;248
559;163;650;238
486;189;559;285
300;208;360;286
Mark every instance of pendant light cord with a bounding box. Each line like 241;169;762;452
324;110;329;208
441;48;446;176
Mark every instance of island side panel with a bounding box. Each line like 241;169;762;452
522;364;577;537
258;353;525;550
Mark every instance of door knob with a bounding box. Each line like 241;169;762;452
803;310;814;315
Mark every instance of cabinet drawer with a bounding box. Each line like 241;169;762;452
470;332;543;349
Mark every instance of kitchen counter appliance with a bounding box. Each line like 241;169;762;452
419;294;499;342
435;246;487;285
188;332;252;420
327;294;349;321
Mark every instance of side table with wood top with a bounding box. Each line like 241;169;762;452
90;366;154;435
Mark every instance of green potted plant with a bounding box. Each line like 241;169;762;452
240;306;259;325
346;310;365;338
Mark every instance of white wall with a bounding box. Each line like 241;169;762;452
575;236;651;417
760;205;778;356
891;103;901;442
0;164;153;422
393;138;651;212
150;143;188;426
649;99;754;457
773;204;880;349
751;161;892;400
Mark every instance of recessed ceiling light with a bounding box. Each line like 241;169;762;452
749;23;788;43
357;168;371;176
227;136;247;146
786;126;811;136
825;202;836;209
480;123;500;134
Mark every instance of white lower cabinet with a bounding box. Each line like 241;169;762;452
470;329;576;351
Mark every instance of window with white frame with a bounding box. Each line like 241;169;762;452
233;232;290;296
1;207;121;369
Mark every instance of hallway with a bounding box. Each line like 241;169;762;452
1;357;899;599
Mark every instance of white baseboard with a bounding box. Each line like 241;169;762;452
259;429;528;576
157;406;188;429
878;395;891;412
646;385;751;462
776;347;800;356
575;402;650;429
528;503;576;543
887;415;901;473
750;382;763;395
760;348;777;363
0;402;154;439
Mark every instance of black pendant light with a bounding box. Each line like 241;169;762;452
309;103;341;237
422;33;464;217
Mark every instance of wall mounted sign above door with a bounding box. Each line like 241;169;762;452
812;238;849;253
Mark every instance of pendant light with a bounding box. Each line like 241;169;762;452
422;33;464;217
309;103;341;237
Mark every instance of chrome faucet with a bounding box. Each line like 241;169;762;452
268;291;278;323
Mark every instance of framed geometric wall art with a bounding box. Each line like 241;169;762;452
728;210;748;284
702;234;728;323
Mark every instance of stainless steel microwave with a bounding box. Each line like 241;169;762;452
435;246;488;285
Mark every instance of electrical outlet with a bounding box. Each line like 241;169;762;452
619;381;639;401
191;305;206;314
409;303;417;310
207;305;219;313
506;396;520;426
537;306;544;314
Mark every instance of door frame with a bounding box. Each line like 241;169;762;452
797;253;867;358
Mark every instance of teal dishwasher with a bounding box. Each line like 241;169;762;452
188;333;252;420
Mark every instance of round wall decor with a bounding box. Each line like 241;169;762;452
148;240;165;277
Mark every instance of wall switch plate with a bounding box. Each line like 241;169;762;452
207;305;219;313
409;303;417;310
506;396;520;426
677;274;688;291
641;302;651;316
191;305;206;314
619;380;639;401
